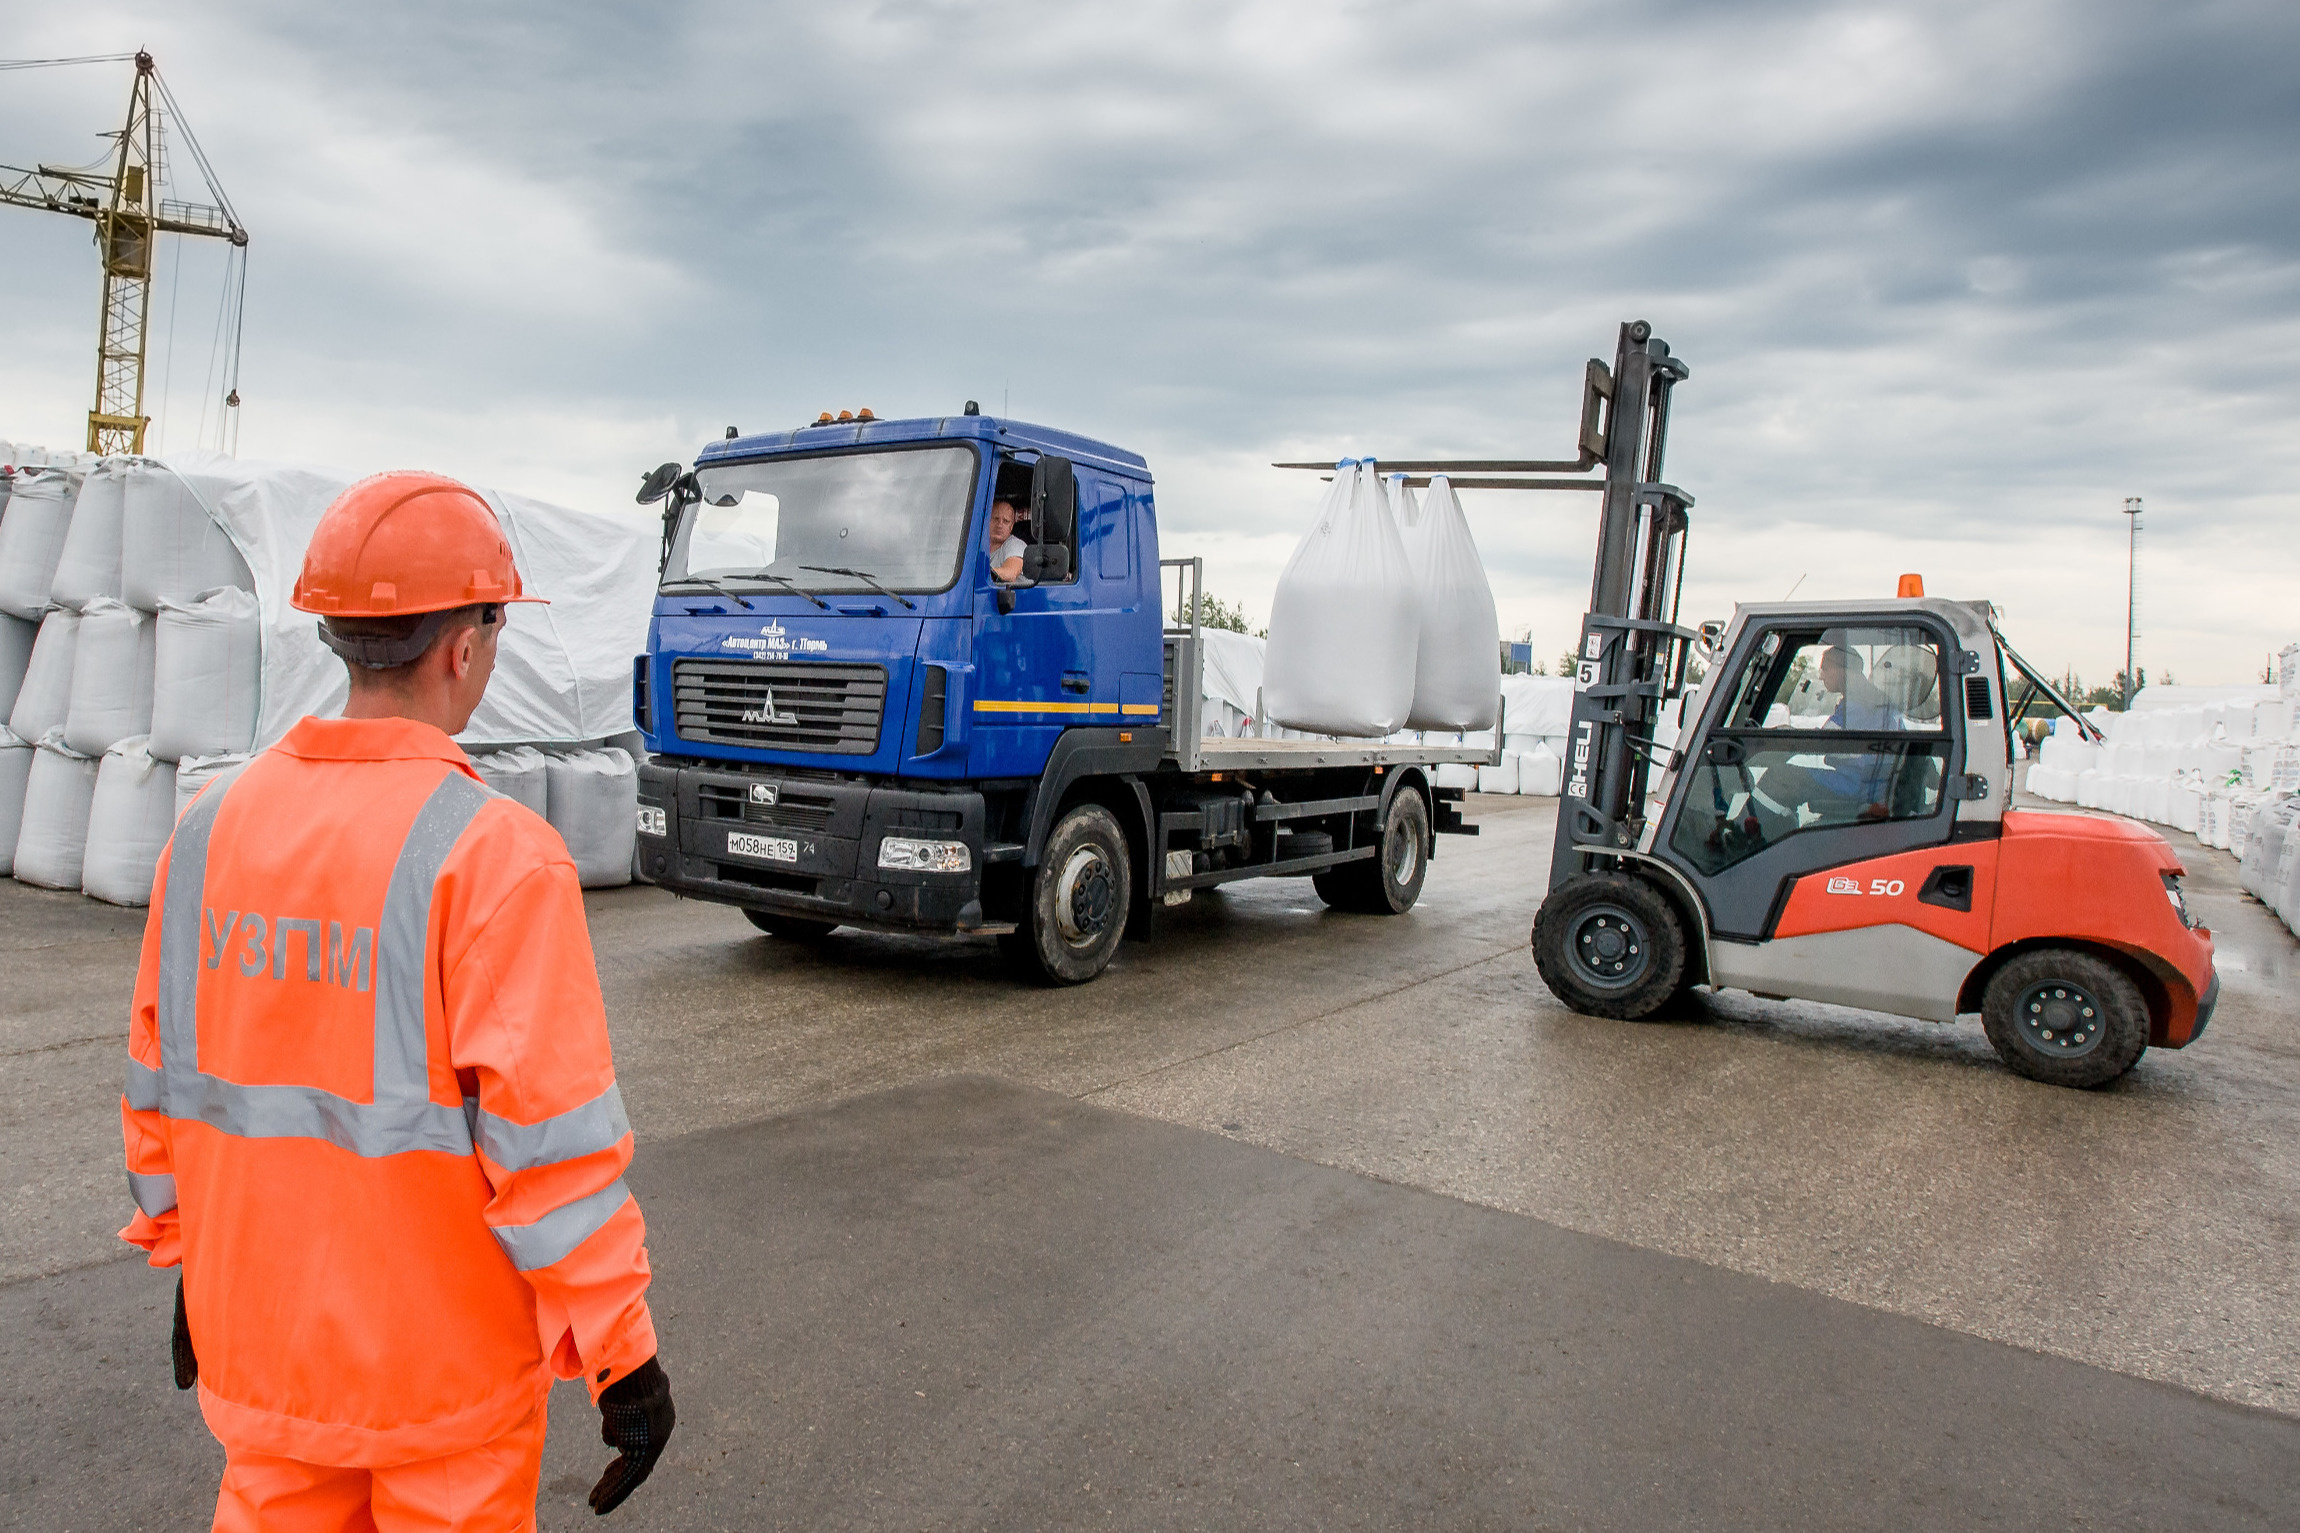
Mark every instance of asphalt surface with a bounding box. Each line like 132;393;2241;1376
6;784;2298;1527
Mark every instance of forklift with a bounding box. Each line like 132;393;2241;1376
1309;322;2217;1088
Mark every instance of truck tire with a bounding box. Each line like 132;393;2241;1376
742;909;840;941
1002;803;1131;985
1981;948;2150;1089
1313;790;1430;914
1531;872;1687;1020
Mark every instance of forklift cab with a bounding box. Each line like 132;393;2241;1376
1648;596;2008;942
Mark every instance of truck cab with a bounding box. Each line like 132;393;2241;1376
634;411;1165;939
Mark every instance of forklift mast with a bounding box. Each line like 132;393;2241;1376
1551;322;1696;888
1274;319;1696;887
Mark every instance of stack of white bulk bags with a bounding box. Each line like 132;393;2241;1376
1264;461;1419;737
14;729;100;889
470;745;550;815
149;586;261;762
9;609;79;742
82;736;177;906
122;462;254;611
544;747;636;887
49;459;129;611
0;728;32;876
0;612;33;718
1404;477;1500;732
173;751;251;821
2239;800;2296;903
63;598;155;757
0;469;79;619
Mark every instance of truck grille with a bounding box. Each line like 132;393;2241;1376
673;659;887;754
697;781;836;831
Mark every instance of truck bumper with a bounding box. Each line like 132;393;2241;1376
636;759;999;933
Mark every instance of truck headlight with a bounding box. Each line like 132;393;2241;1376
878;836;971;873
2162;872;2198;929
637;805;667;838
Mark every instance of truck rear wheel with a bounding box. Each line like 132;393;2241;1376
1981;948;2149;1088
1531;872;1687;1020
742;909;840;941
1002;803;1131;985
1313;789;1430;914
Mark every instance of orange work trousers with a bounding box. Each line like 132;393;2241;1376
212;1401;548;1533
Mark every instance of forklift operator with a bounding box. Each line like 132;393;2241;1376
1753;643;1919;825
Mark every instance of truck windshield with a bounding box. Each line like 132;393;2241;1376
671;445;979;596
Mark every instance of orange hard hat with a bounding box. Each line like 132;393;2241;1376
291;471;546;617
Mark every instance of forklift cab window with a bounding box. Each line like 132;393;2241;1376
1672;624;1950;876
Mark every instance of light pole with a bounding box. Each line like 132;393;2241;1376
2123;496;2143;708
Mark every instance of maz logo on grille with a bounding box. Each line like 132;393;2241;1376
740;689;799;726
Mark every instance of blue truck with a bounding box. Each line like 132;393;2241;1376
629;406;1493;983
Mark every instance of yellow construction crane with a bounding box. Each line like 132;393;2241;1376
0;50;247;454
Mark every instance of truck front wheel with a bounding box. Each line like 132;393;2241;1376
1531;872;1687;1020
1980;948;2149;1088
1001;803;1131;985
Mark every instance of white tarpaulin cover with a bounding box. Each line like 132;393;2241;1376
1403;476;1499;731
139;453;658;750
1264;461;1419;737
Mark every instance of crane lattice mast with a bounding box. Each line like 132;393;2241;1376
0;50;247;454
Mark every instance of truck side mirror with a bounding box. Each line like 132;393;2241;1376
1023;544;1070;583
636;462;685;505
1030;455;1077;547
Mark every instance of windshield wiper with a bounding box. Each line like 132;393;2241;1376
665;575;753;610
801;565;918;610
756;572;831;610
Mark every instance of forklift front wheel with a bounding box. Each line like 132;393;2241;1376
1531;872;1688;1021
1980;948;2149;1089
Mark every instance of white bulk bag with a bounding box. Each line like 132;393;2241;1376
544;747;636;888
174;751;252;821
1263;462;1419;737
121;461;254;612
149;586;262;762
82;736;178;906
1435;762;1479;791
9;609;80;743
49;459;129;610
14;730;100;889
1386;472;1421;531
1403;476;1500;732
64;598;156;757
0;728;31;876
1519;740;1564;796
470;745;550;815
0;470;80;620
0;612;33;719
1478;754;1520;795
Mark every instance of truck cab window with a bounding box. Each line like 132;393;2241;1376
675;444;979;596
1672;624;1950;875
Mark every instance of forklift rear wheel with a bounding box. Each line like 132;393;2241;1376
1003;803;1131;985
1531;872;1687;1020
742;909;840;941
1981;948;2149;1089
1313;790;1430;914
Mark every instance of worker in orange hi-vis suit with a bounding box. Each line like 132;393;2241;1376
117;471;675;1531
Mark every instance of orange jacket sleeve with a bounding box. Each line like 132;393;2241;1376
119;838;182;1269
442;824;658;1402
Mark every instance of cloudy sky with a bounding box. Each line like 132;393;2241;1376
3;0;2293;689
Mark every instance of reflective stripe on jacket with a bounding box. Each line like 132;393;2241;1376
119;716;657;1467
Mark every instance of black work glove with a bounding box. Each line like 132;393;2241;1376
172;1275;198;1390
590;1355;675;1516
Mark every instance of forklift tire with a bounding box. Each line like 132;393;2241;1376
742;909;840;941
1313;790;1430;914
1981;948;2149;1089
1531;872;1687;1021
1003;803;1131;985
